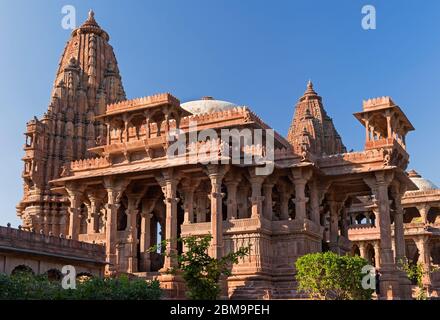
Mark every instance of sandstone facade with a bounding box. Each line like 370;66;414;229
13;11;440;300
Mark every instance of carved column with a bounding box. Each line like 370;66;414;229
416;236;432;287
309;180;320;224
294;178;307;220
279;192;290;220
125;194;143;273
140;198;156;272
156;169;180;271
195;190;207;223
359;242;367;259
249;174;265;219
182;179;200;224
391;184;406;264
416;204;430;224
328;200;342;253
364;171;404;299
87;192;102;234
66;185;83;241
206;165;228;259
262;183;274;220
374;241;381;268
225;180;239;220
103;178;128;274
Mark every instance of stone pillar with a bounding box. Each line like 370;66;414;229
279;192;290;220
225;180;239;220
140;211;153;271
416;236;432;287
262;183;274;220
309;180;320;224
103;178;128;274
340;206;348;237
140;198;156;272
126;195;142;273
104;200;119;272
364;172;403;299
183;190;194;224
249;175;265;219
293;178;307;220
328;200;342;253
88;195;102;234
182;179;200;224
206;165;228;259
417;204;430;224
196;191;207;223
238;185;249;219
359;242;367;259
158;177;179;271
66;186;83;241
374;241;381;268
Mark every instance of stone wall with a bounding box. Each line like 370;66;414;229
0;226;106;276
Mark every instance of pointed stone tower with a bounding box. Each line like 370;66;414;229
17;11;126;233
287;81;346;156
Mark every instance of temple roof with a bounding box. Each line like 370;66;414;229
181;96;237;115
287;81;346;156
407;170;438;191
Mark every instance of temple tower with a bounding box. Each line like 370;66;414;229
17;11;126;233
287;81;346;156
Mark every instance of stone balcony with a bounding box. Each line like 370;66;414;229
181;217;322;238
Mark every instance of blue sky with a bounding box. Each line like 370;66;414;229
1;0;439;226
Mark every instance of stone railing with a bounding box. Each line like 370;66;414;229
0;226;106;262
70;156;111;172
348;224;379;238
180;106;250;129
106;93;180;114
318;148;384;168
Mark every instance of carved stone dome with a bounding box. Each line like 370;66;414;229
181;96;236;115
408;170;438;191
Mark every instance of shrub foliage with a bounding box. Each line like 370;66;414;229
150;235;250;300
0;272;162;300
295;252;373;300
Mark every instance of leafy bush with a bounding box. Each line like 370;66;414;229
0;272;162;300
295;252;373;300
151;235;250;300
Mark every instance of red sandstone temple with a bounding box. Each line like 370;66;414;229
13;11;440;299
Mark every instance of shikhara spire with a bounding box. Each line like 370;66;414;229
287;81;346;156
18;12;126;228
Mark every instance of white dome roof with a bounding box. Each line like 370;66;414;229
181;96;236;115
408;170;438;191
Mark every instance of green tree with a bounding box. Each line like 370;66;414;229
150;235;250;300
295;252;374;300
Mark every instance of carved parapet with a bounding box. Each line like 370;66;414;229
105;93;180;115
0;225;106;261
180;106;250;129
362;96;395;111
70;156;111;172
347;225;380;241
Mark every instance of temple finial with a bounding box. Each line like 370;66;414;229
304;79;316;96
88;9;95;20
